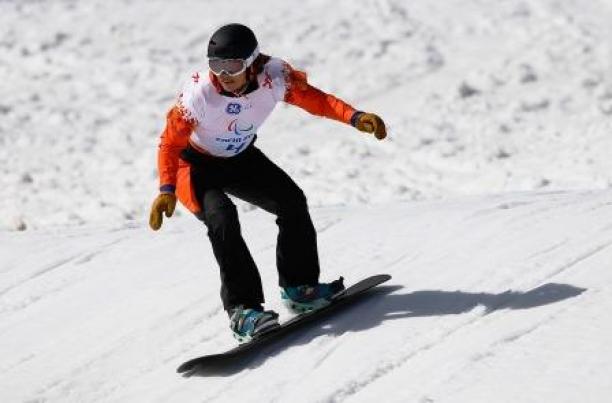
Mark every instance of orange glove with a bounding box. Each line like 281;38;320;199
149;193;177;231
353;112;387;140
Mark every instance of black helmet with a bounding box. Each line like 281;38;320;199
207;23;258;60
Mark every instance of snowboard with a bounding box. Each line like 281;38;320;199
177;274;391;376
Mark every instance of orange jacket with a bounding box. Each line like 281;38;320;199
157;68;357;206
157;106;195;191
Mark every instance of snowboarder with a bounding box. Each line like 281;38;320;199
149;23;387;342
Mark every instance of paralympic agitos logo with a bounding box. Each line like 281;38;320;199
227;119;254;136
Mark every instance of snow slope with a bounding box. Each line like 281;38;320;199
2;0;612;230
2;190;612;402
2;0;612;401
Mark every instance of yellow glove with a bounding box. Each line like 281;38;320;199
353;112;387;140
149;193;177;231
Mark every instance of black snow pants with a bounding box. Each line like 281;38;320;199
180;141;320;312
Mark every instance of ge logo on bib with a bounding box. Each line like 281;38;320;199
226;103;242;115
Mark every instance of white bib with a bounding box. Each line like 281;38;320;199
177;57;289;157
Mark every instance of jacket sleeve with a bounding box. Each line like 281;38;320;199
282;67;357;125
157;106;195;191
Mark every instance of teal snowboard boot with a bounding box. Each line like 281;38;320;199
228;306;280;343
280;277;345;314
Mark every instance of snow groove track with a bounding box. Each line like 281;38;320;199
0;237;125;300
328;309;490;402
541;240;612;280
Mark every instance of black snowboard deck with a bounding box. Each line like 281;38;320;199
177;274;391;376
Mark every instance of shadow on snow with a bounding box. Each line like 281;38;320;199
186;282;585;377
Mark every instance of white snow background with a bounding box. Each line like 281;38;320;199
1;0;612;402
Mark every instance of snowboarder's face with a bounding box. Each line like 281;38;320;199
218;70;248;93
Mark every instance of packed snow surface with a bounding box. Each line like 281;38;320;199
2;0;612;402
2;190;612;402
